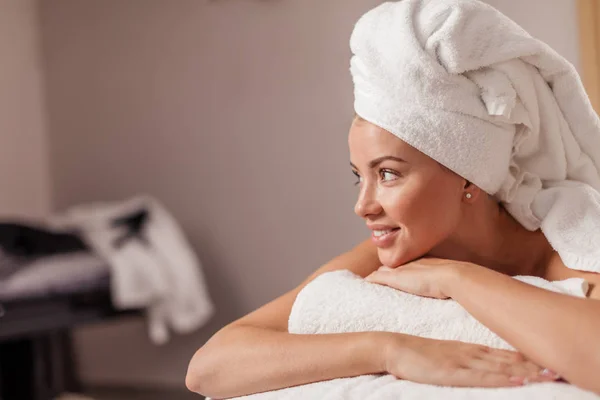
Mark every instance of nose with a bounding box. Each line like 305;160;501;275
354;184;383;218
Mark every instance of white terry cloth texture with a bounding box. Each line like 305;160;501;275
226;270;598;399
51;196;214;344
350;0;600;272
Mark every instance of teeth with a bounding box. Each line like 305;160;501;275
373;229;394;237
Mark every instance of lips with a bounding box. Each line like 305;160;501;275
373;228;399;237
370;227;400;248
367;224;399;230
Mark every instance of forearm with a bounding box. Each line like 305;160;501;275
448;264;600;393
186;325;390;399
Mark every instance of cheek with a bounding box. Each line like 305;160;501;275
416;181;463;236
380;180;460;241
375;176;462;266
378;181;435;224
377;185;415;222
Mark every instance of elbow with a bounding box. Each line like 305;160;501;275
185;371;200;394
185;348;218;396
572;375;600;396
556;347;600;395
577;356;600;395
185;365;202;394
186;326;243;397
185;353;204;394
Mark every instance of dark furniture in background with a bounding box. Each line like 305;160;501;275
0;281;141;400
0;216;150;400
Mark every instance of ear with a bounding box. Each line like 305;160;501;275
463;180;481;203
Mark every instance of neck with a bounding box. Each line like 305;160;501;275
428;200;554;277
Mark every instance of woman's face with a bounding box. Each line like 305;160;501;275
349;117;467;267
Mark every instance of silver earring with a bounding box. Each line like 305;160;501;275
465;193;472;199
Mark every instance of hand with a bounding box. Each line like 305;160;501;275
382;333;560;387
365;258;466;299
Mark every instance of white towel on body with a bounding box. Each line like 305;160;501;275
51;195;214;344
350;0;600;272
228;270;597;399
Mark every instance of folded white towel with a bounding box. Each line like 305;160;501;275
51;196;214;344
228;270;597;399
350;0;600;272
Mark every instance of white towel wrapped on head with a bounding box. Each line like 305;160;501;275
350;0;600;272
228;270;597;399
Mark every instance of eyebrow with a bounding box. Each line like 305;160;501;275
350;156;407;170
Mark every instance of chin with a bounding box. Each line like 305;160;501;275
377;248;406;268
377;239;427;268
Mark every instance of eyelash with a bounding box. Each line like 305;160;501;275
352;169;399;186
352;171;361;186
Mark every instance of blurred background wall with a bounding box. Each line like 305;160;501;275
38;0;380;389
0;0;51;219
0;0;582;391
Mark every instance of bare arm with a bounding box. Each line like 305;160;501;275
185;239;384;398
186;241;548;398
446;264;600;394
191;328;392;398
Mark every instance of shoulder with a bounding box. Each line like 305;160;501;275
583;272;600;300
545;254;600;300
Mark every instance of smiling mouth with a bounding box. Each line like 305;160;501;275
372;228;400;238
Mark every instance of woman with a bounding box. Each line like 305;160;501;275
186;0;600;398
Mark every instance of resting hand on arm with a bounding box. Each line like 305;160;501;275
186;240;551;399
367;258;600;394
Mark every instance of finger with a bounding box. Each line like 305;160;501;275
465;358;548;380
465;358;512;374
516;360;544;376
483;353;543;376
539;368;562;380
479;348;538;367
466;355;561;385
365;271;393;284
480;350;547;377
448;368;523;387
366;271;408;291
446;368;523;388
365;271;379;282
480;347;526;363
504;374;561;385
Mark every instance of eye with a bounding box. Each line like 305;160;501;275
380;169;398;182
352;170;362;186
